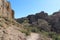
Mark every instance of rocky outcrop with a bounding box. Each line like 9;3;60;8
0;0;26;40
0;15;26;40
16;10;60;33
27;11;48;24
0;24;26;40
0;0;14;19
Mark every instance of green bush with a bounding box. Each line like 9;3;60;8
48;32;60;40
20;29;30;36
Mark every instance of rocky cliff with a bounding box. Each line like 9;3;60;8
0;0;14;19
0;0;26;40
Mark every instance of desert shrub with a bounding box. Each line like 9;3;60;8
0;24;2;27
48;32;60;40
22;19;40;33
37;19;51;32
29;26;40;33
20;29;30;36
24;24;40;33
48;32;56;38
57;36;60;40
16;17;28;23
40;30;49;36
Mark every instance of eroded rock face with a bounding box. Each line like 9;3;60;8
0;0;26;40
0;17;26;40
0;26;26;40
0;0;14;19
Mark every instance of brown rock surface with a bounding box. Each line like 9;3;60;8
0;26;26;40
0;0;26;40
0;17;26;40
0;0;14;19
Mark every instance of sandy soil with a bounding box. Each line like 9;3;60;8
26;33;40;40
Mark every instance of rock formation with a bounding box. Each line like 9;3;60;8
0;0;26;40
0;0;14;19
16;10;60;33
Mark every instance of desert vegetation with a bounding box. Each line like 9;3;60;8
16;11;60;40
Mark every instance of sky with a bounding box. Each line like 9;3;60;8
8;0;60;18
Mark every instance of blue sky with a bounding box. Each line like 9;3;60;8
8;0;60;18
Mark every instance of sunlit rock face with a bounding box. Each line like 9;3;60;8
0;0;14;19
0;0;26;40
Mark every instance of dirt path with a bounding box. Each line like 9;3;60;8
26;33;52;40
26;33;40;40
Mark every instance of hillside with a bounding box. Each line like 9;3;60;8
0;0;26;40
16;11;60;40
0;0;52;40
16;11;60;33
0;17;26;40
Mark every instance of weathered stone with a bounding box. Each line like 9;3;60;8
0;0;14;19
0;0;26;40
